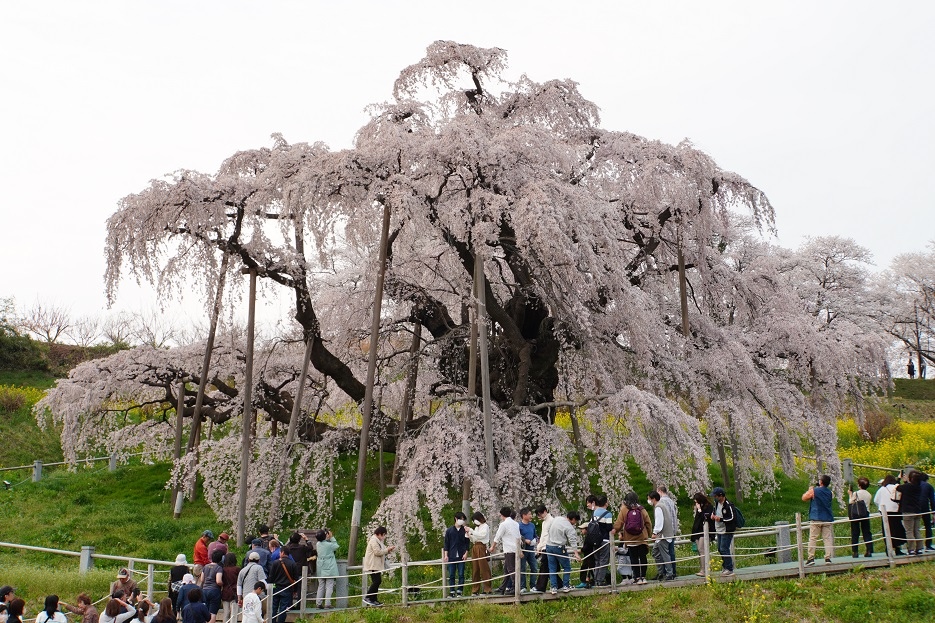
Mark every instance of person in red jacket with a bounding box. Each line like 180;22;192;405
193;530;214;577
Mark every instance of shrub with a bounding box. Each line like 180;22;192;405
0;385;45;413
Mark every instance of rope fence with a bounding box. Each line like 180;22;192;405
4;507;935;618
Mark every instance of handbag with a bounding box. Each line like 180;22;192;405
848;499;870;520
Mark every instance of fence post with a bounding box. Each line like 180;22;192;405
775;521;791;563
842;458;854;484
128;560;135;575
264;585;272;623
881;509;895;568
335;560;348;609
231;600;239;623
703;520;711;580
109;453;118;472
608;533;617;592
401;552;409;607
299;566;307;616
32;460;42;482
147;564;154;598
514;539;521;604
441;548;448;597
795;512;805;579
79;546;95;573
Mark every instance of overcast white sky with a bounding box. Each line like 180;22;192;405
2;1;933;327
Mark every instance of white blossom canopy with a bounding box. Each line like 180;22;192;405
39;42;889;536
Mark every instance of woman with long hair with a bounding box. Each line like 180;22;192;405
690;492;715;577
150;600;174;623
219;552;238;623
35;596;68;623
5;599;25;623
874;473;906;555
612;491;653;585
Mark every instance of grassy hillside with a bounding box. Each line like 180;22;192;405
2;375;935;621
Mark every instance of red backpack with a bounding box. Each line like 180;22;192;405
624;505;644;535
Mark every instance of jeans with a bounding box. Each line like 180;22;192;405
447;560;465;594
716;533;734;571
668;539;677;575
520;548;538;589
271;586;293;623
545;545;570;588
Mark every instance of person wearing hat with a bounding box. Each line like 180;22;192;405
207;533;229;562
0;586;15;621
193;531;214;578
110;569;139;601
250;538;271;573
169;555;190;606
710;487;737;576
174;575;199;614
236;552;267;608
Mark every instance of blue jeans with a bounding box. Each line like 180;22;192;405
717;533;734;572
447;560;465;593
546;545;570;589
272;586;293;623
668;539;677;575
520;548;538;589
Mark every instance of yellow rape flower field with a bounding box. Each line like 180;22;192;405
837;419;935;476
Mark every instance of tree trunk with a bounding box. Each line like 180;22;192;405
391;322;422;486
176;254;229;513
716;440;730;495
267;335;314;528
348;203;391;567
568;408;589;476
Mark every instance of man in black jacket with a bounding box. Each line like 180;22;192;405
267;553;298;623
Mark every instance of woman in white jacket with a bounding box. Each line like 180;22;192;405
873;473;906;556
34;596;67;623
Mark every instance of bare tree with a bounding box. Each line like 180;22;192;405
20;300;71;344
102;311;135;347
70;315;102;347
130;309;179;348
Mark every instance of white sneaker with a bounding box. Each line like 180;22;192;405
561;586;572;593
529;588;542;594
550;588;557;595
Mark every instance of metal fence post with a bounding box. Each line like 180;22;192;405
608;533;617;592
842;458;854;484
79;546;95;573
32;460;42;482
335;560;348;609
401;553;409;607
514;539;521;604
299;566;307;616
109;453;118;472
775;521;792;563
147;564;154;598
703;521;711;580
795;512;805;578
441;548;448;597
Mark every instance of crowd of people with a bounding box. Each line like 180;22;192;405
3;470;934;617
